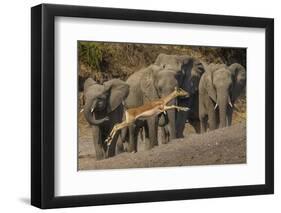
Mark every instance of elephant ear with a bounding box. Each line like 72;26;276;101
103;79;129;112
178;56;206;78
83;78;97;92
208;63;227;72
192;59;205;77
178;57;206;93
205;70;217;103
84;81;104;102
180;56;194;74
140;65;160;101
228;63;246;101
154;53;166;68
155;54;180;70
190;59;206;90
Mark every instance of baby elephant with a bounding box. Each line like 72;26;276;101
83;78;129;160
199;63;246;133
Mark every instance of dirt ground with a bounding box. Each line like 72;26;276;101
78;118;246;170
78;96;246;170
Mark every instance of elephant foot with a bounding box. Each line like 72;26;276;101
94;143;105;160
145;144;153;151
116;141;125;154
161;128;170;144
95;151;105;160
176;128;185;138
127;144;137;153
162;140;168;144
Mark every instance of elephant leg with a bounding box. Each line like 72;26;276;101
91;126;105;160
215;110;220;129
146;116;158;150
160;126;169;144
106;130;119;158
119;126;126;140
127;124;137;153
116;136;124;154
200;116;207;133
133;125;142;152
226;107;233;126
158;113;168;127
137;121;150;151
208;107;217;130
199;107;208;134
139;127;144;142
176;109;188;138
176;100;189;138
143;121;149;143
190;119;201;133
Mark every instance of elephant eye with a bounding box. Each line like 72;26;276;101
99;95;106;100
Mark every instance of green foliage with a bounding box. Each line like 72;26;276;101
78;42;103;71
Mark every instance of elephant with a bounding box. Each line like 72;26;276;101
122;53;205;151
154;53;206;138
78;75;88;110
83;78;129;160
122;64;188;152
198;63;246;133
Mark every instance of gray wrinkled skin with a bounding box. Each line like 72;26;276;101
199;63;246;133
155;53;206;138
83;78;129;160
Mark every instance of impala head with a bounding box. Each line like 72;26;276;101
174;87;189;98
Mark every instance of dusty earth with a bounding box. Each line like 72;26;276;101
78;119;246;170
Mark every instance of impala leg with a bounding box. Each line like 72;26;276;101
108;121;126;139
163;105;189;112
106;122;131;146
108;124;119;139
106;123;123;145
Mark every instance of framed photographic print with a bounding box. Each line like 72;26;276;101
31;3;274;209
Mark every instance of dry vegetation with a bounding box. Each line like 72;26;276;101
78;42;246;82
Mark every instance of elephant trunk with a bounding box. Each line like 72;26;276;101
217;90;229;128
83;100;107;125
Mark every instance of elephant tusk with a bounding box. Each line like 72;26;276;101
228;96;233;108
91;108;94;113
163;111;167;115
80;108;84;113
214;103;218;110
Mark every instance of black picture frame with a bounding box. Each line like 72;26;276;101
31;3;274;209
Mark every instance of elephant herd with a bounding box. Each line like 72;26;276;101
82;53;246;160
